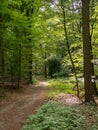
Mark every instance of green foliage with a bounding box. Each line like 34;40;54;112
48;78;76;97
47;55;61;78
48;76;85;97
22;101;85;130
22;101;98;130
32;77;38;84
57;65;71;77
0;0;98;95
78;104;98;130
0;0;41;86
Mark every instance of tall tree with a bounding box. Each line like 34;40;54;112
82;0;95;103
90;0;98;95
0;2;6;86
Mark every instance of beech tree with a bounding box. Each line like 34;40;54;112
82;0;95;103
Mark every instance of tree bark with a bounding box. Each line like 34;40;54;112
0;14;4;86
82;0;95;103
44;52;47;78
29;50;33;83
26;8;33;83
17;43;21;88
90;38;98;95
90;0;98;95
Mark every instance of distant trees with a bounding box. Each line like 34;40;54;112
0;0;98;103
0;1;6;86
0;0;40;88
22;0;34;83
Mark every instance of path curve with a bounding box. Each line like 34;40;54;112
0;81;48;130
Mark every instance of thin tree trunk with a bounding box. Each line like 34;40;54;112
26;8;33;84
90;38;98;95
17;43;21;88
60;0;79;97
0;14;4;86
44;63;47;78
29;50;33;83
44;52;47;78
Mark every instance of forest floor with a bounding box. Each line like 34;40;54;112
0;81;48;130
0;80;88;130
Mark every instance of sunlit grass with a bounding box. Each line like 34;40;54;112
48;77;84;97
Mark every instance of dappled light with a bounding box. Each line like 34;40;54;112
0;0;98;130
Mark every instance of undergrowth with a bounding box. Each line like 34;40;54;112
48;78;84;97
22;101;86;130
22;101;98;130
48;78;76;97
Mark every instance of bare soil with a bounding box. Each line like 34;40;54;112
54;93;82;106
0;81;48;130
0;80;91;130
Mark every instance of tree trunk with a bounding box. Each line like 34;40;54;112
0;14;4;86
26;8;33;84
82;0;95;103
17;43;21;88
29;50;33;83
61;0;79;97
90;0;98;95
90;39;98;95
44;52;47;78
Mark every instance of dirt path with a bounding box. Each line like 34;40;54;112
0;81;48;130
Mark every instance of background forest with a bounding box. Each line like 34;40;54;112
1;0;98;130
0;0;98;102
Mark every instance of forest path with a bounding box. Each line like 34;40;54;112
0;80;48;130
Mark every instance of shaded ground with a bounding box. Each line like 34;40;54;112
0;81;48;130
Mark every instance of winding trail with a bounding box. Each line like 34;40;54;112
0;81;48;130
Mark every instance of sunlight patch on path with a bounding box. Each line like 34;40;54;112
36;81;49;88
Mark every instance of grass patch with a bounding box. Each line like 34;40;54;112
48;78;76;97
32;77;38;84
47;77;85;97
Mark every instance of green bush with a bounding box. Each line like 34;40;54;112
22;101;85;130
47;55;61;78
58;66;71;77
52;65;71;78
32;78;38;84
